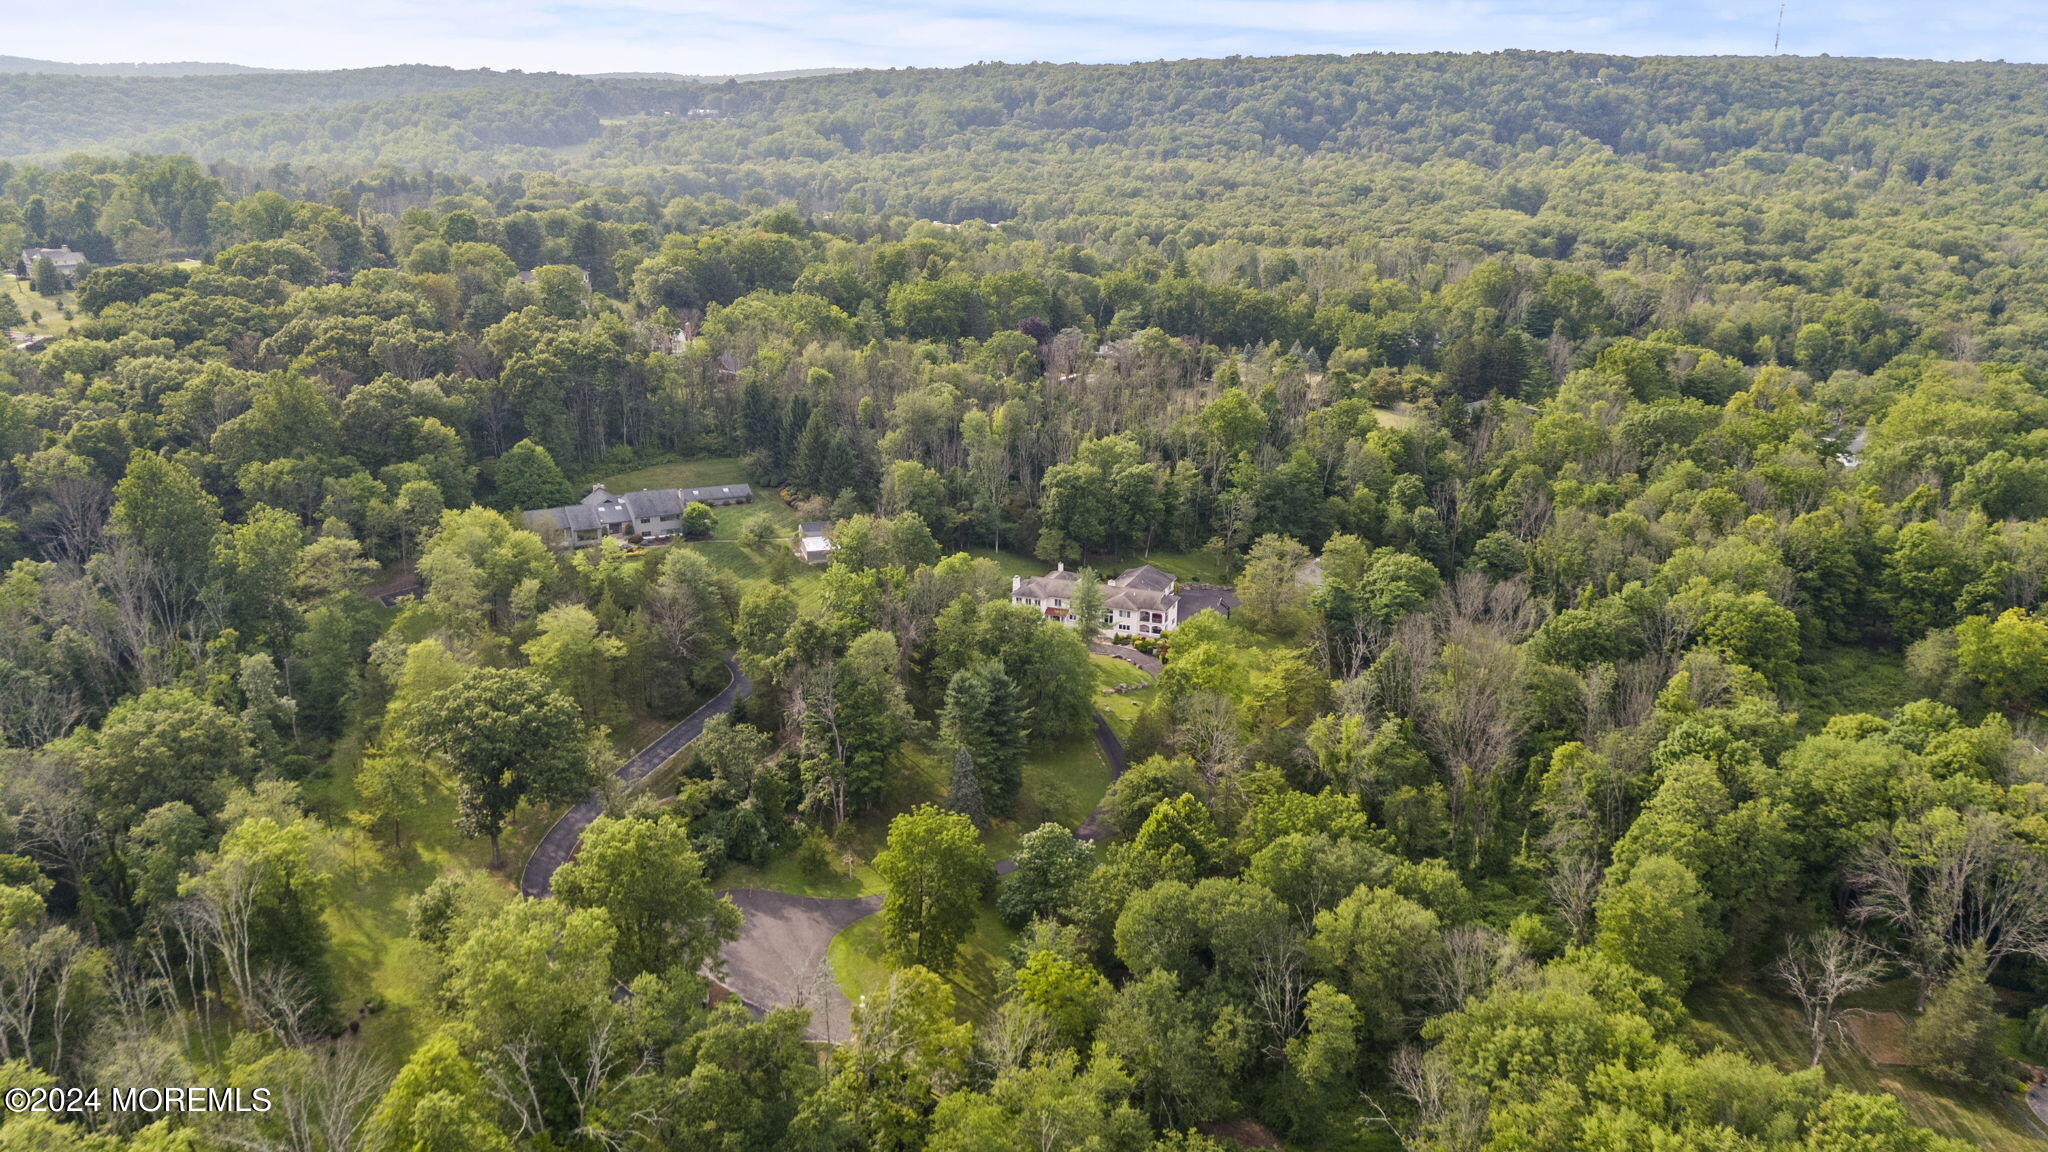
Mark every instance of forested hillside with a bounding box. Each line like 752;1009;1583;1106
0;51;2045;1152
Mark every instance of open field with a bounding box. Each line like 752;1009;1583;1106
1691;984;2048;1151
2;274;77;335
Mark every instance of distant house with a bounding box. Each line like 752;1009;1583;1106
523;482;753;547
20;246;86;282
1011;562;1239;637
796;522;836;565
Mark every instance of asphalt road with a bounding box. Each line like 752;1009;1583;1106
519;654;751;898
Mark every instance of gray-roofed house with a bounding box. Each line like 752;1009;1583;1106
522;481;752;548
20;246;87;282
1011;562;1239;636
796;522;836;565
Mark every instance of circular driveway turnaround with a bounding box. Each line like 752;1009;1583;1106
716;889;884;1042
520;654;751;898
519;647;1142;1044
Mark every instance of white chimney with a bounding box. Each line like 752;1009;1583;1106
1011;574;1021;592
1056;561;1064;573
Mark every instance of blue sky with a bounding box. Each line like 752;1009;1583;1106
23;1;2048;74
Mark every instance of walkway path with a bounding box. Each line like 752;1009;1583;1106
520;654;751;898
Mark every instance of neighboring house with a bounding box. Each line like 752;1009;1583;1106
8;332;51;353
796;522;836;564
1011;562;1240;636
20;246;87;282
523;482;753;547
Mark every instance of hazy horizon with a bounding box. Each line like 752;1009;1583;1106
11;1;2047;77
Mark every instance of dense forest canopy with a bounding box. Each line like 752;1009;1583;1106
0;49;2045;1152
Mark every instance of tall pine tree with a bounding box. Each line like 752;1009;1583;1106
947;747;987;829
941;661;1029;816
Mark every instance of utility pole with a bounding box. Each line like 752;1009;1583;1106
1774;3;1787;52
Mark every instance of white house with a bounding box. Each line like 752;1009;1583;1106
1011;563;1239;637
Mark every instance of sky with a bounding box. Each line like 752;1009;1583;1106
16;0;2048;75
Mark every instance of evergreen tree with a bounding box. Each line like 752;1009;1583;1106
941;661;1030;816
1905;947;2004;1088
30;257;62;297
947;747;986;829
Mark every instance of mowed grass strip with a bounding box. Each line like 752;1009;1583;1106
1690;984;2048;1151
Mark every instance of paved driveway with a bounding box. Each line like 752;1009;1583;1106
520;655;751;897
717;889;884;1042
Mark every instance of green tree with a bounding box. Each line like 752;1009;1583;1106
1070;567;1106;645
875;805;990;969
1234;534;1315;637
940;661;1029;816
183;815;335;1022
109;449;224;608
363;1032;514;1152
681;501;716;538
523;603;626;726
1955;607;2048;714
77;687;253;825
997;823;1095;926
407;667;593;866
798;965;973;1152
551;813;742;983
1905;948;2004;1089
945;747;986;829
492;438;576;512
352;750;424;846
1594;854;1712;991
29;257;62;298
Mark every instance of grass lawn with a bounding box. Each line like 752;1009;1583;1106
595;454;755;495
964;545;1230;586
982;731;1114;861
1796;646;1911;732
3;275;78;335
1373;403;1419;429
304;736;509;1065
1093;653;1157;740
720;850;884;900
1690;984;2048;1150
829;903;1018;1024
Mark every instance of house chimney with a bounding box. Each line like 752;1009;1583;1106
1056;562;1064;573
1011;574;1021;592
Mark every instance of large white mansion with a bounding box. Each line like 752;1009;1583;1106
1011;562;1239;637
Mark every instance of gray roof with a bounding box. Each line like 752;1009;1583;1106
797;521;832;535
523;504;601;535
680;484;753;502
623;488;684;519
1015;568;1080;600
526;481;753;543
1177;584;1240;618
1112;564;1176;593
22;246;84;267
1104;586;1174;613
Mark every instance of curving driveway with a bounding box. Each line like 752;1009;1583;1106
521;654;751;898
519;647;1142;1044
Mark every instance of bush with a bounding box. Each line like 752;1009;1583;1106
2023;1003;2048;1063
795;828;836;881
